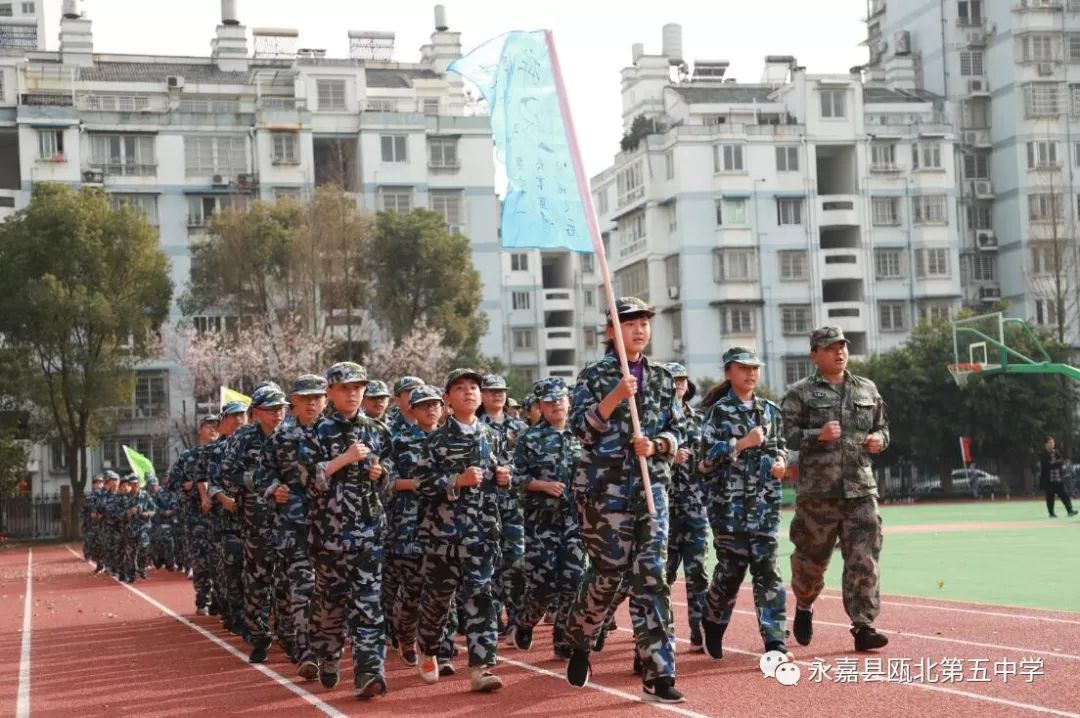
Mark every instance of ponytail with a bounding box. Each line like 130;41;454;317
699;380;732;411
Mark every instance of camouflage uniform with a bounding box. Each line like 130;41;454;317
170;438;215;611
781;327;890;631
698;349;788;648
299;362;393;685
414;369;507;669
564;306;686;684
206;412;248;633
511;378;584;656
124;478;155;580
387;376;424;437
149;480;180;570
104;483;128;577
85;480;110;570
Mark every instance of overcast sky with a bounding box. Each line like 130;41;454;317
46;0;868;175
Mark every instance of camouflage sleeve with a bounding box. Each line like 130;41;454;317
298;428;331;494
780;387;818;450
414;433;453;499
221;434;247;495
511;432;534;491
166;457;184;491
259;434;283;500
767;402;788;464
868;390;890;452
700;403;737;473
569;366;608;446
655;377;684;460
207;443;226;498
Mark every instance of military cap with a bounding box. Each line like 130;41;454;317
507;397;521;409
91;474;105;483
220;400;249;416
291;374;328;396
325;361;368;386
533;377;570;402
365;380;391;398
254;380;283;393
444;368;484;393
664;362;697;402
605;296;656;322
251;385;288;410
122;473;140;484
809;326;848;349
722;346;765;367
409;385;444;408
102;469;120;482
393;376;425;396
144;475;159;486
198;413;220;427
522;394;538;410
481;374;508;391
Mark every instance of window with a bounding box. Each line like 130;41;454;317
37;129;63;159
187;194;248;227
379;187;413;213
1025;82;1061;116
779;250;808;280
271;133;299;164
583;289;595;308
0;4;10;16
968;203;992;230
870;143;896;170
1035;298;1060;327
875;248;904;279
918;301;952;323
1030;243;1060;274
781;305;812;335
820;89;846;118
971;253;997;281
110;194;159;226
422;98;440;116
958;0;982;23
776;146;799;172
616;161;644;206
581;254;595;273
962;99;990;129
715;197;747;226
102;436;169;474
665;150;675;179
316;79;346;111
274;187;302;201
911;141;943;170
380;134;407;163
1026;140;1059;169
713;144;744;172
664;254;680;292
512;291;531;310
21;1;34;13
960;50;985;76
183;135;246;177
428;137;458;168
878;302;907;332
721;306;755;335
916;248;950;278
714;249;758;282
429;190;462;229
912;195;948;225
617;211;646;258
90;134;155;176
777;198;803;225
784;358;814;386
1072;84;1080;116
872;197;900;225
614;260;649;301
510;253;529;272
593;189;609;215
122;371;168;419
1069;33;1080;62
1021;34;1057;63
512;329;535;350
1028;193;1063;221
962;153;990;180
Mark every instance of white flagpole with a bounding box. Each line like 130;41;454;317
544;30;656;515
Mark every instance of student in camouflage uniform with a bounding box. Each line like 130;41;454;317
523;395;542;426
362;380;392;422
221;385;288;663
781;326;890;652
81;474;104;560
263;375;327;677
383;385;444;667
169;415;219;614
299;362;394;699
564;296;686;705
506;397;521;421
696;347;790;660
104;473;129;577
205;401;250;635
124;475;155;582
148;476;180;571
387;376;424;436
414;368;507;693
511;377;584;660
86;474;110;573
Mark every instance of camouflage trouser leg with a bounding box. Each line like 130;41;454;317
706;532;786;645
495;495;525;629
135;530;151;573
388;555;425;647
381;550;402;644
518;516;587;654
566;483;675;681
309;542;386;679
107;526;122;574
790;496;882;628
277;532;314;661
437;589;464;661
190;522;214;609
665;511;709;634
243;531;276;648
220;532;246;630
121;534;136;578
417;552;497;667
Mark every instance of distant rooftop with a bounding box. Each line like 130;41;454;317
671;85;777;104
862;85;941;104
78;61;249;84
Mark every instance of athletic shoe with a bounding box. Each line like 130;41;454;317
438;662;456;677
765;641;794;661
643;677;685;704
355;673;387;699
196;606;208;616
566;649;591;687
701;618;724;660
514;626;533;651
249;646;268;664
1068;509;1078;517
398;642;418;667
853;626;889;651
553;646;571;660
297;660;319;681
793;607;813;646
418;654;439;684
470;667;503;693
319;665;340;689
689;625;704;653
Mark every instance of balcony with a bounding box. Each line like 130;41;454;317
544;327;575;351
20;93;74;107
546;365;577;380
91;163;158;178
820;249;863;280
542;289;574;312
818;195;859;226
823;302;867;334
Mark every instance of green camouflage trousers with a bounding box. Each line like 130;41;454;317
789;495;882;627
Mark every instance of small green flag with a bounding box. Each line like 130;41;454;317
122;445;155;487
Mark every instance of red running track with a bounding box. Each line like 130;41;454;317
0;544;1077;718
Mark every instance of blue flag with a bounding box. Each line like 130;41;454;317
449;31;593;254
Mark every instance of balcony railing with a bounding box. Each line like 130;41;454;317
21;93;74;107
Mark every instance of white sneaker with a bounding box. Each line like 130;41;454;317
470;667;503;693
417;654;439;684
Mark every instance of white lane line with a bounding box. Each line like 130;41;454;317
669;599;1080;662
63;546;346;718
16;549;32;718
616;628;1080;718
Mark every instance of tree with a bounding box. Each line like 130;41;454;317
0;184;173;514
361;324;455;385
0;431;30;500
620;114;659;153
370;209;487;355
1023;171;1078;345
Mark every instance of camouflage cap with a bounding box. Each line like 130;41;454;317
722;346;765;367
507;397;521;409
198;413;220;427
102;470;120;482
533;377;569;402
144;475;159;486
291;374;328;396
122;473;139;484
325;361;368;386
254;380;283;393
409;385;444;408
481;374;508;391
665;362;689;378
393;376;425;397
91;474;105;483
251;385;288;410
220;400;249;416
522;394;538;410
444;368;484;393
365;380;391;398
605;296;656;323
809;325;849;350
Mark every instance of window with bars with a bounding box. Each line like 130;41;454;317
380;134;408;163
820;89;846;118
1035;298;1060;327
617;211;646;258
714;249;758;282
110;194;159;226
911;141;943;170
422;98;440;115
512;291;531;310
872;197;900;225
271;133;299;164
715;198;748;226
378;187;413;213
960;50;985;75
512;329;535;350
616;161;644;206
428;137;458;168
316;79;346;110
121;371;168;419
971;253;997;281
1025;83;1062;116
870;143;896;170
614;260;649;302
1026;140;1058;169
102;436;169;474
721;306;755;335
1030;243;1061;274
37;129;63;159
918;301;952;323
784;358;814;386
1019;35;1056;63
775;146;799;172
187;195;248;227
875;248;904;279
777;198;803;225
779;250;808;280
91;134;156;175
912;195;948;225
1069;34;1080;62
963;153;990;179
968;203;992;229
183;135;247;177
429;190;462;228
780;305;812;335
713;144;744;172
1028;193;1063;221
878;302;907;332
916;248;950;278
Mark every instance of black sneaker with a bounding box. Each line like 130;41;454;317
853;625;889;651
689;625;704;654
1068;509;1078;517
1050;513;1058;518
355;673;387;699
553;646;571;660
319;666;340;689
514;626;533;651
643;677;685;704
793;607;813;646
438;662;456;677
593;627;608;652
249;646;268;664
566;649;591;688
701;618;724;660
765;641;793;661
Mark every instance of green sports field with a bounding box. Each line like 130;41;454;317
724;499;1080;613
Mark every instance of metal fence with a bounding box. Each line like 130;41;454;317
875;461;1011;503
0;494;63;540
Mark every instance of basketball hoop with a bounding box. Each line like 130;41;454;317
948;362;984;387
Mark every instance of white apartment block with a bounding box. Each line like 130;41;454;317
866;0;1080;341
591;26;963;391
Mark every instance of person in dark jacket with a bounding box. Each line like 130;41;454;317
1040;436;1077;518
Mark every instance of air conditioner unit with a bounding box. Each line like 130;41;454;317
1037;62;1055;76
667;285;680;300
166;75;185;89
211;174;229;187
447;224;463;235
672;338;684;352
82;169;104;184
971;180;993;197
966;30;986;46
979;286;1001;301
236;173;258;189
976;230;998;249
968;79;987;94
